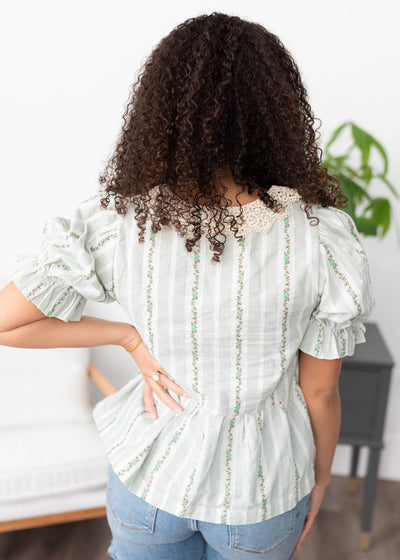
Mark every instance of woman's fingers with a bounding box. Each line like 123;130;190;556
143;382;158;419
150;376;184;413
292;514;313;554
155;368;191;398
142;375;184;418
139;361;192;418
164;378;191;398
293;483;327;555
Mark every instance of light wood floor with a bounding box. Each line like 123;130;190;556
0;475;399;559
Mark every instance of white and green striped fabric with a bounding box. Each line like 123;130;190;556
11;185;375;525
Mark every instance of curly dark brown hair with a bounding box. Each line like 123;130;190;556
98;11;347;262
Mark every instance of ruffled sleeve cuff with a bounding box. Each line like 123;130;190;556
11;254;87;322
298;316;367;360
11;191;121;322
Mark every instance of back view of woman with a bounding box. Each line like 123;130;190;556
5;12;374;560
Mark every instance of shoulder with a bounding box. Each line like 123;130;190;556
314;206;370;293
314;205;362;246
71;190;124;233
77;190;120;216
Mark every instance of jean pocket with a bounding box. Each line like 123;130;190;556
106;463;157;532
229;507;296;554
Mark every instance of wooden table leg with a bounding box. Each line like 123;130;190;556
360;446;381;550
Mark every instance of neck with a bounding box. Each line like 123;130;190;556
209;166;260;207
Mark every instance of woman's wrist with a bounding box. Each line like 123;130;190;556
315;475;331;487
119;325;147;356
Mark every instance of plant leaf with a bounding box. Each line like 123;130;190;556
377;175;398;198
354;217;378;236
351;123;371;167
325;121;350;151
361;164;373;185
321;120;398;240
339;175;373;203
370;137;389;175
363;198;391;237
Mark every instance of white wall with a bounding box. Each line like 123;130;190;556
1;0;399;480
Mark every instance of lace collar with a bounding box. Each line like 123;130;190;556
148;184;302;238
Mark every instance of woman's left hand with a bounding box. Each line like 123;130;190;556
292;481;329;555
119;328;191;420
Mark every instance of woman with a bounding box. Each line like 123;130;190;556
0;12;374;560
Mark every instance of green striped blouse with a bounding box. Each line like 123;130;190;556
11;184;375;525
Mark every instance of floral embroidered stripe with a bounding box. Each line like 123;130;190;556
83;269;96;281
89;231;117;252
257;417;268;519
52;263;72;271
106;410;148;455
97;392;141;433
140;405;199;500
179;462;199;516
98;416;117;433
293;456;300;504
116;438;158;476
338;327;346;356
278;400;288;413
257;413;263;431
321;240;363;317
26;276;53;299
293;371;310;414
106;282;117;300
47;286;81;317
279;216;291;379
191;246;201;391
220;236;245;524
258;458;268;520
341;211;365;249
314;322;324;357
146;229;156;352
82;190;115;204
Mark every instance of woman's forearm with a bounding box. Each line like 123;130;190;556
0;315;138;350
305;389;341;485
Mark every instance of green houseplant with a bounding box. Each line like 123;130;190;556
320;121;399;242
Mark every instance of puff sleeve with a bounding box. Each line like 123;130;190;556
298;206;375;359
10;191;122;322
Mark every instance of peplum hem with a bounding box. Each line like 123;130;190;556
92;373;316;525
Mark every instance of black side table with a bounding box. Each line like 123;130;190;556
339;321;394;550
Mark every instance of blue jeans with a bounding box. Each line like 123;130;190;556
106;463;311;560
